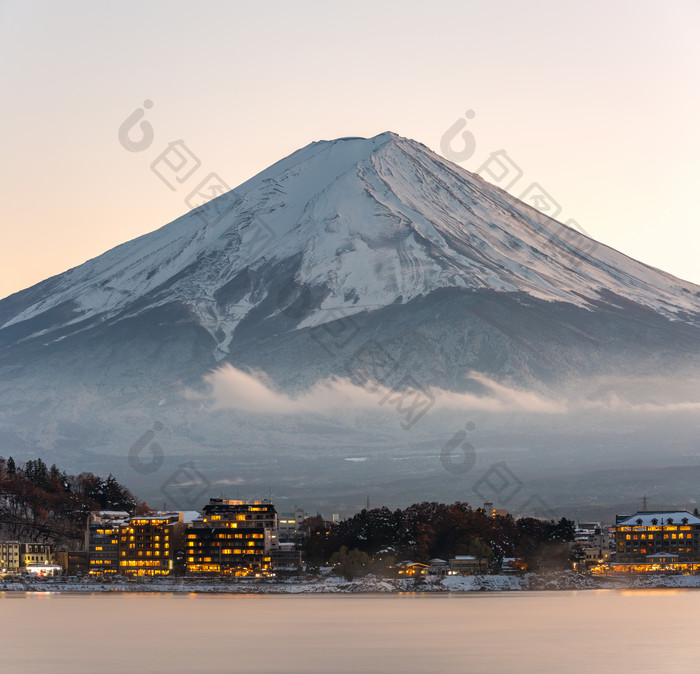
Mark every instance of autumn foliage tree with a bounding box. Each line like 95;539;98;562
0;455;150;550
304;501;575;573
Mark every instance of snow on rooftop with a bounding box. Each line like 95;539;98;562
128;510;200;523
180;511;201;523
617;511;700;526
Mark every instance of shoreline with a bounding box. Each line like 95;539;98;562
4;572;700;594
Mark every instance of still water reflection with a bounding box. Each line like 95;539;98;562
1;590;699;673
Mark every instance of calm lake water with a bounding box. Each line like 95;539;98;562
1;590;699;673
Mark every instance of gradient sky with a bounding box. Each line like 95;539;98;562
1;0;698;300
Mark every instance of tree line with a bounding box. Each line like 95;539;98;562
0;456;149;549
303;502;576;576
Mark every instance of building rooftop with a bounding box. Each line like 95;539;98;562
616;511;700;527
127;511;200;524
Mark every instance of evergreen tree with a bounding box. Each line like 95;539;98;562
329;546;370;581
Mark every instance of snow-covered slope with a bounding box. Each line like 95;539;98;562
1;132;700;472
3;132;699;355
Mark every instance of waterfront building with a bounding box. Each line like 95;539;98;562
278;507;305;542
21;543;51;567
611;511;700;564
0;541;21;571
24;563;63;577
270;542;303;570
449;555;489;575
575;525;612;568
88;511;129;575
428;558;449;576
186;499;278;576
55;550;89;575
119;512;196;576
395;561;429;577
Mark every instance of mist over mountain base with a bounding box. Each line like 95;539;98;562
2;133;699;516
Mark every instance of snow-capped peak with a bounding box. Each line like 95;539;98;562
2;132;699;350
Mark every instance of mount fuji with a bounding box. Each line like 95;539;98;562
2;132;699;514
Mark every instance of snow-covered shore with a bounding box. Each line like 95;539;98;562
4;572;700;594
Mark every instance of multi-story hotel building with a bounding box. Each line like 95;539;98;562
186;499;278;576
118;512;195;576
611;511;700;564
87;511;129;575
